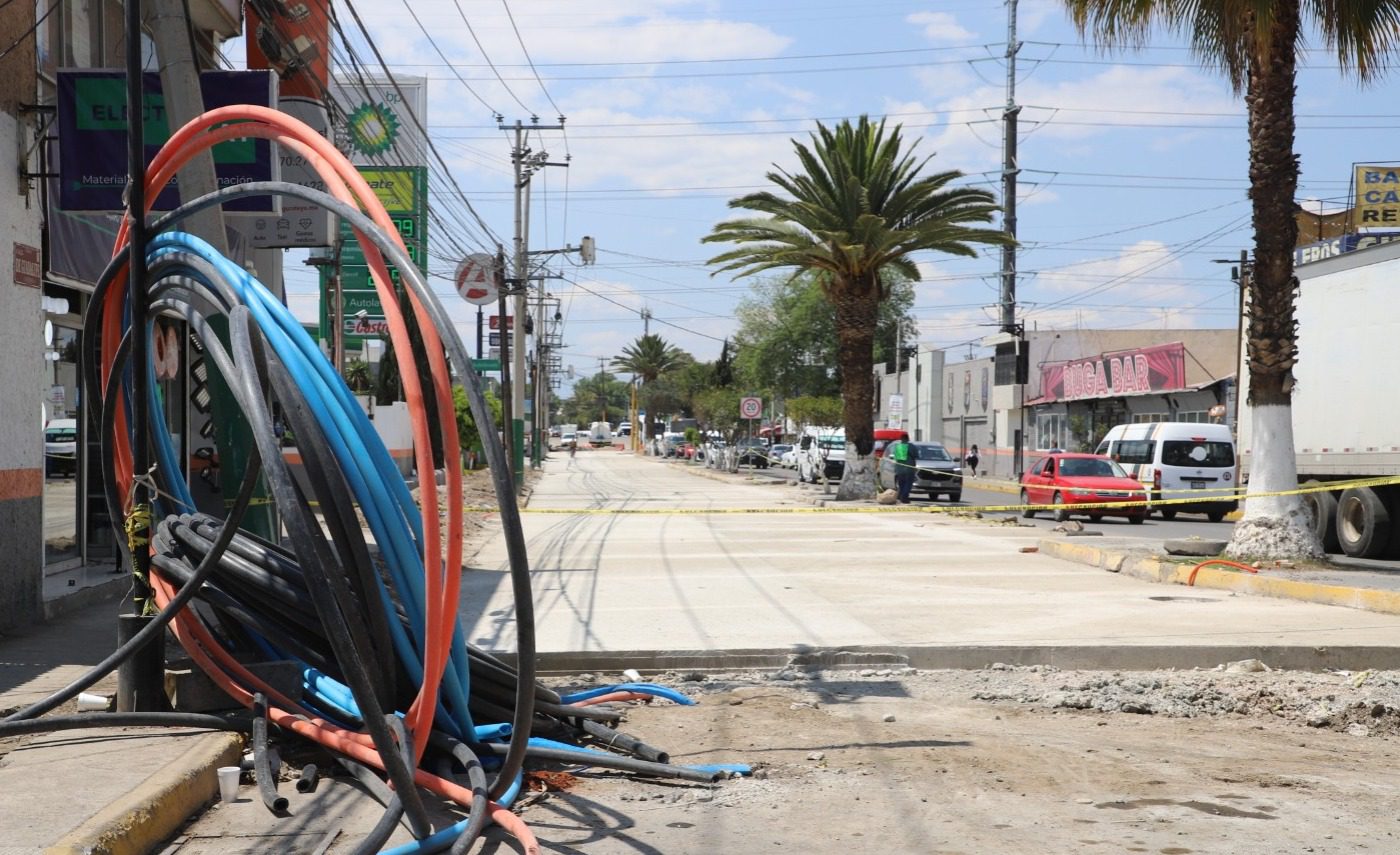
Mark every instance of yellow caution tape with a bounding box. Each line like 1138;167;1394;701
453;473;1400;516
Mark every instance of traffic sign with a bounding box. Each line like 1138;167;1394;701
472;358;501;372
740;396;762;419
489;315;512;331
456;253;498;305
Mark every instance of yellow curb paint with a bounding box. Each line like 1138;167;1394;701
47;732;245;855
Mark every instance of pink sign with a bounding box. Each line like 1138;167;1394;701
1039;342;1187;402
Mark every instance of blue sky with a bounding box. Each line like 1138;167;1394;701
269;1;1400;397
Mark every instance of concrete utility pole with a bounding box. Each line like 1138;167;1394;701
500;118;565;476
1000;0;1020;334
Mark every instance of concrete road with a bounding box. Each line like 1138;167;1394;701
463;452;1400;667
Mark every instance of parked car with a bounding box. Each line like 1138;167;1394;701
44;418;78;477
797;427;845;483
768;443;794;467
703;440;728;468
735;438;769;468
877;441;962;502
561;431;577;449
1020;452;1148;524
1096;422;1238;522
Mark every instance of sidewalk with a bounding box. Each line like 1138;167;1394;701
0;592;244;854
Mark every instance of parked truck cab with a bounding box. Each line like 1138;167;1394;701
1096;422;1238;522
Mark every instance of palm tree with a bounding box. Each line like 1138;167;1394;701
611;334;688;383
1063;2;1400;558
703;116;1010;500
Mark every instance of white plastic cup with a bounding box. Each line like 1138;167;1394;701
622;668;642;683
76;692;108;712
217;766;241;803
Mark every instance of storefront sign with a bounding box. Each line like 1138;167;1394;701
1040;342;1186;403
12;243;40;288
1294;231;1400;266
328;76;429;167
57;70;276;212
1354;165;1400;228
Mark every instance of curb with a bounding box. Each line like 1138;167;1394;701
47;731;245;855
1037;538;1400;617
967;478;1020;495
489;642;1400;674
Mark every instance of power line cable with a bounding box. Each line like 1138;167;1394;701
450;0;534;114
398;0;503;116
498;0;562;116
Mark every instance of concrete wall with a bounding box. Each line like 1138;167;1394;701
873;350;945;443
0;109;45;631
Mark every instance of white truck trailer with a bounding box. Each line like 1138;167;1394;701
1239;238;1400;558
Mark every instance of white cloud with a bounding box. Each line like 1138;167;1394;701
906;11;977;43
917;65;1240;174
1035;240;1184;294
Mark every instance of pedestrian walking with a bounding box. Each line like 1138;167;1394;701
965;444;980;478
890;431;915;504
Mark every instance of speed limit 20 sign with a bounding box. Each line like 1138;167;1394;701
740;396;762;419
455;253;499;305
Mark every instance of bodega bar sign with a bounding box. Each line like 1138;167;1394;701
1039;342;1186;403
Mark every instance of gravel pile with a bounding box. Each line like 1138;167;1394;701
556;663;1400;740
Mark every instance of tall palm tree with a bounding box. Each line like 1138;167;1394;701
703;116;1010;500
1063;1;1400;558
611;333;688;383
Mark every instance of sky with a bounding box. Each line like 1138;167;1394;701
256;0;1400;399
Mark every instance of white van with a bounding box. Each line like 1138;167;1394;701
797;426;845;483
1095;422;1238;521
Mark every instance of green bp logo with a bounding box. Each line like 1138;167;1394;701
347;102;401;157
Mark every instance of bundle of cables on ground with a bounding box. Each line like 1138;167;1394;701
0;106;744;854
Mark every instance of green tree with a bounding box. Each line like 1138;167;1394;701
712;339;736;388
453;385;502;466
611;334;689;383
704;116;1009;499
343;358;373;394
734;273;915;399
787;395;844;429
1062;2;1400;557
561;371;630;426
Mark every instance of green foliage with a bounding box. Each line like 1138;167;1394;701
612;334;690;383
453;385;502;455
560;371;631;425
733;273;916;399
786;395;844;428
703;115;1010;477
683;427;700;445
712;339;735;388
343;358;373;394
693;387;742;438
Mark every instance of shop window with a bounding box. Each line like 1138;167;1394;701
1036;414;1065;450
1131;413;1166;424
1174;411;1209;423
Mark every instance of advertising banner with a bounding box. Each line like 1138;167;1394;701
243;97;334;247
1039;342;1186;403
319;166;428;346
57;70;276;211
1353;165;1400;229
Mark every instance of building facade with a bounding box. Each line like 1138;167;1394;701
875;329;1237;481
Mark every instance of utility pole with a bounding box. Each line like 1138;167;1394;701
500;117;565;477
1000;0;1020;334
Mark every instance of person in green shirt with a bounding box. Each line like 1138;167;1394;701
890;431;915;504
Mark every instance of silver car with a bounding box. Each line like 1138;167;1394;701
878;442;962;501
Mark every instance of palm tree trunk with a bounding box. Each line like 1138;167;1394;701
832;285;878;500
1225;0;1323;560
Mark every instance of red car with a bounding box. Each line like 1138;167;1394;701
1020;452;1148;524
